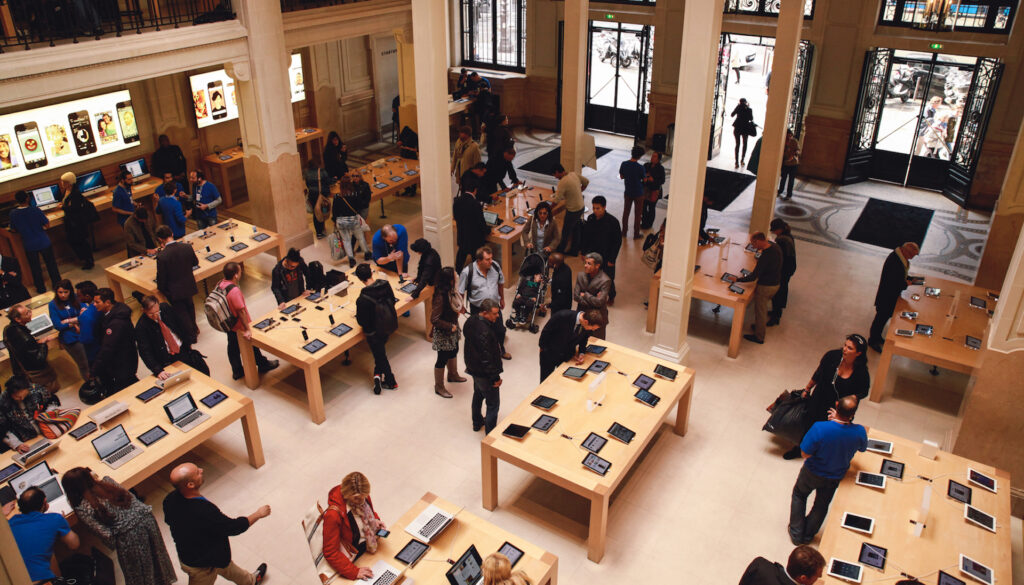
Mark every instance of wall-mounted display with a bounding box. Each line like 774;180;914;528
189;70;239;129
0;89;141;185
289;53;305;103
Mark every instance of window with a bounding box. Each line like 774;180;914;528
878;0;1016;33
460;0;527;72
723;0;815;18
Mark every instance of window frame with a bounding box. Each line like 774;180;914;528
460;0;528;73
877;0;1017;33
723;0;816;19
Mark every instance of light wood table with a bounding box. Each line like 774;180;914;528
448;97;474;116
339;156;422;217
295;127;325;161
39;177;161;228
202;146;244;208
237;267;431;424
26;364;264;485
474;186;566;287
104;219;284;303
0;293;59;368
645;231;757;358
870;277;997;402
481;339;695;562
351;492;558;585
818;429;1010;585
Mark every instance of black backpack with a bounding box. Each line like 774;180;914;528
367;284;398;337
307;261;326;291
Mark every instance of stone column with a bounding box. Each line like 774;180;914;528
0;514;31;585
231;0;307;251
411;0;455;263
559;0;589;173
976;121;1024;290
749;0;803;233
650;0;724;363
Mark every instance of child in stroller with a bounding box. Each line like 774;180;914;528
507;252;548;333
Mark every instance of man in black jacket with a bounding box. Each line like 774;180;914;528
868;242;920;352
738;545;824;585
2;305;58;394
90;288;139;393
641;151;666;230
736;232;783;345
479;147;520;201
156;225;200;343
136;296;210;379
463;299;503;433
409;239;440;299
355;263;399;394
538;309;604;382
271;248;309;309
152;134;188;185
163;462;269;585
461;163;487;203
579;196;622;302
0;256;30;310
547;253;572;313
453;185;490;272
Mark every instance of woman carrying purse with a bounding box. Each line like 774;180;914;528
332;177;370;268
430;267;467;398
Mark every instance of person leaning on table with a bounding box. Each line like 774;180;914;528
8;486;80;584
867;241;920;353
738;545;824;585
735;232;782;345
538;309;603;383
322;471;387;581
3;304;60;394
0;376;59;454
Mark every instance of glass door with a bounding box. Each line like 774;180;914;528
585;22;653;137
708;35;731;159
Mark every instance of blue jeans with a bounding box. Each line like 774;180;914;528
789;464;840;543
471;375;500;433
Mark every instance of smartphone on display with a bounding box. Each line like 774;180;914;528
15;122;47;169
208;80;227;119
117;101;139;143
68;111;97;156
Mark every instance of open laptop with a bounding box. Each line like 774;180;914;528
76;169;107;195
163;392;209;432
9;464;72;516
89;400;129;425
404;503;454;543
446;545;484;585
26;314;54;337
158;369;191;390
91;424;142;470
118;158;150;183
30;185;61;210
11;438;58;467
367;559;404;585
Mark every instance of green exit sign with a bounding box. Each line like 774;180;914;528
605;13;615;19
930;42;943;49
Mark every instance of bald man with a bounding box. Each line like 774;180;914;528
162;463;270;585
868;241;920;352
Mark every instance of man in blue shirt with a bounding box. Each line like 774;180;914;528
189;170;222;229
372;223;410;277
618;146;646;240
8;190;61;294
75;280;102;362
155;171;189;238
111;170;135;226
789;395;868;545
9;486;80;582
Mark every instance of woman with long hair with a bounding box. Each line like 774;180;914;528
482;553;512;585
48;279;89;380
332;177;370;267
322;471;387;580
520;201;560;257
61;467;177;585
323;131;349;179
431;267;466;398
730;98;755;169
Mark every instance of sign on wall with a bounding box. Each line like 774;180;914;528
189;70;240;129
0;89;141;185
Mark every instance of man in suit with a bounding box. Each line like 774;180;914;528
155;225;200;343
479;147;520;202
868;242;920;353
136;295;209;379
537;309;604;382
574;253;612;339
736;232;783;345
547;253;572;313
453;183;490;272
738;545;824;585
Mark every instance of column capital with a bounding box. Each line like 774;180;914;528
224;59;251;82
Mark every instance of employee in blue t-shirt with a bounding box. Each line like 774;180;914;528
111;170;136;227
8;190;61;294
788;395;867;545
618;145;646;240
189;169;222;229
8;487;80;582
155;172;189;239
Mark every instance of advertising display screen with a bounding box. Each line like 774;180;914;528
0;89;140;185
189;70;239;129
289;53;305;103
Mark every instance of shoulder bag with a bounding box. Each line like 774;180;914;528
341;196;370;232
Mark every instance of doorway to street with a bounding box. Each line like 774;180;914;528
584;21;653;138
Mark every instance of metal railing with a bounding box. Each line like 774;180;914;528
0;0;236;52
279;0;374;12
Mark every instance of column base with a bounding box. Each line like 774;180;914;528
649;341;690;365
241;152;308;250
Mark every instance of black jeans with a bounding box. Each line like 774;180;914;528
226;330;272;378
557;209;584;254
102;374;138;395
773;271;794;313
734;129;748;163
605;262;617;300
66;231;93;267
789;465;840;543
779;164;798;197
25;245;61;293
471;375;500;433
367;333;393;378
869;302;896;345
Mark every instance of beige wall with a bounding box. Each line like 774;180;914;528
311;36;380;146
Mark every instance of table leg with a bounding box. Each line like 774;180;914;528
237;335;260;390
587;489;609;562
727;303;744;358
109;280;125;303
304;365;326;425
220;165;233;208
481;438;498;510
869;343;895;402
502;243;513;288
240;399;265;468
674;377;693;436
646;275;660;333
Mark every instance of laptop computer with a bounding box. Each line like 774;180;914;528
30;185;61;210
26;314;54;337
404;503;454;542
163;392;209;432
89;400;129;425
158;369;191;390
119;158;150;183
11;438;57;468
91;424;142;470
446;545;484;585
367;559;404;585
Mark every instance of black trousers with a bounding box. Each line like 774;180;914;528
455;243;481;273
367;333;393;378
556;209;584;254
313;215;325;236
471;375;500;433
640;198;657;230
66;230;93;266
25;245;61;293
170;297;199;343
226;330;272;378
773;271;793;313
539;352;564;383
869;302;896;345
102;374;138;395
779;164;798;197
605;263;617;300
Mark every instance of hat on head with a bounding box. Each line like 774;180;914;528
60;171;76;185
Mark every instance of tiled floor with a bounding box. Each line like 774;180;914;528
38;129;1021;585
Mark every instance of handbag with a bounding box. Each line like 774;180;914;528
340;196;370;232
35;408;81;440
745;121;758;137
762;390;809;445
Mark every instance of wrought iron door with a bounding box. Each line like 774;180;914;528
787;41;814;139
944;57;1003;206
841;48;893;183
708;35;731;159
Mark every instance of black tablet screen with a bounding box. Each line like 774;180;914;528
330;324;353;337
588;360;609;373
843;514;872;532
303;339;326;353
859;543;886;570
254;318;274;330
582;453;611;476
498;542;524;568
654;364;677;380
281;304;300;315
582;432;607;454
532;415;557;432
563;367;587;379
608;423;635;444
858;472;885;487
503;424;530;439
633;374;655;390
139;426;168;446
137;386;163;402
395;540;429;565
948;480;972;504
201;391;228;408
880;459;904;479
531;396;557;410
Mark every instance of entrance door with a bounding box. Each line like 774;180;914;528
708;35;731;158
945;57;1002;206
585;22;653;137
841;48;892;183
788;42;814;139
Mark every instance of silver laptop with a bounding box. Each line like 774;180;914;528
404;503;454;543
91;424;142;470
483;211;500;226
11;439;57;468
368;560;404;585
26;314;54;337
158;369;191;390
89;400;129;425
119;158;150;183
163;392;209;432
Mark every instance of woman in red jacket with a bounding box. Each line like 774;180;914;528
323;472;387;580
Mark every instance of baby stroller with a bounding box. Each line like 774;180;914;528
506;252;548;333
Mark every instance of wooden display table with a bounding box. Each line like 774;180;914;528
237;267;431;424
201;147;244;208
0;293;58;368
104;219;284;303
818;429;1010;585
449;97;474;116
353;492;558;585
481;339;695;562
295;127;325;161
26;364;264;486
645;232;757;358
338;156;422;207
870;277;997;402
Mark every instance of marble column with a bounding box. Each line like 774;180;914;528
976;120;1024;290
559;0;589;173
749;0;803;233
411;0;455;263
650;0;725;363
232;0;307;251
0;514;31;585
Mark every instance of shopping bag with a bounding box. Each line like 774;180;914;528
762;390;809;445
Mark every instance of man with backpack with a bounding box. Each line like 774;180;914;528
354;263;398;394
212;262;278;381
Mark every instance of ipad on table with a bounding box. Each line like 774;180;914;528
229;242;248;252
865;438;893;454
302;339;326;354
880;459;904;480
859;543;886;571
0;463;21;483
969;296;987;309
329;323;353;337
827;558;863;583
939;571;966;585
588;360;609;374
632;374;655;391
721;272;738;283
960;554;993;585
254;318;274;330
581;432;607;454
399;283;418;294
201;390;228;408
607;422;635;444
205;252;225;262
855;472;887;489
531;395;557;410
729;283;745;295
138;426;168;447
498;225;515;234
497;542;523;568
965;336;982;350
948;480;972;504
915;324;934;336
585;344;606;355
967;468;997;493
634;389;660;408
653;364;677;380
532;415;557;433
582;453;611;476
281;304;301;315
136;386;164;403
900;311;918;320
395;539;429;567
964;504;996;533
925;287;942;297
895;329;915;338
563;367;587;380
68;422;98;441
502;424;531;440
840;512;874;535
252;233;270;242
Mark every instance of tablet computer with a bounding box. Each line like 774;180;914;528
281;304;301;315
608;422;635;444
531;395;557;410
900;311;918;320
840;512;874;535
390;176;403;183
254;318;274;330
965;336;982;350
497;542;524;568
969;296;987;309
827;558;863;583
229;242;249;252
205;252;225;262
582;453;611;476
136;386;164;403
967;468;997;493
563;367;587;380
498;225;515;234
374;182;388;189
399;282;418;294
520;411;553;432
201;390;228;409
305;292;322;302
948;480;972;504
404;170;418;176
895;329;915;338
721;272;738;283
582;432;607;454
925;287;942;297
513;216;527;225
880;459;904;480
302;339;326;354
138;426;168;447
633;374;655;391
866;438;893;454
329;323;353;337
0;463;22;483
252;232;270;242
856;472;887;489
68;421;98;441
915;324;934;336
960;554;993;585
964;504;996;533
502;424;530;440
939;571;966;585
588;360;609;374
744;243;757;253
634;389;660;408
729;283;745;295
653;364;678;381
585;344;606;355
395;539;429;567
859;543;886;571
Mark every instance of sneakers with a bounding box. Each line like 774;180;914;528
381;374;398;390
254;562;268;584
373;375;382;395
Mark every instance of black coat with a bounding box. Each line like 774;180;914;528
156;241;199;300
163;490;250;569
481;156;518;197
548;264;573;313
271;260;308;305
323;142;349;178
135;303;195;376
61;187;93;239
453;193;489;250
807;349;870;424
874;250;909;310
738;557;796;585
152;144;187;178
3;322;49;374
411;249;441;299
580;213;622;264
356;280;397;340
539;310;589;364
463;314;502;379
0;256;29;310
92;302;138;381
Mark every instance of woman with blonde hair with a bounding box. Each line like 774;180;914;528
482;552;512;585
323;472;387;580
505;571;533;585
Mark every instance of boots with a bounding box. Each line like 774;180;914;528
446;358;467;383
434;368;452;398
768;308;782;327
